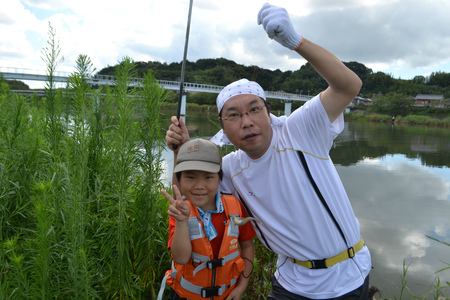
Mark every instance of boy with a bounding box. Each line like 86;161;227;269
159;139;255;300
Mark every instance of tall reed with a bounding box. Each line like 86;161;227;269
105;57;141;298
0;84;46;299
41;22;64;156
61;54;98;299
0;25;168;298
132;69;170;298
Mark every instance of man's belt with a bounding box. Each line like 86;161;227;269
291;238;364;269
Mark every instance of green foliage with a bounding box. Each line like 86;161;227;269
0;36;168;299
346;110;450;128
4;80;29;90
345;61;373;79
394;260;411;300
41;22;64;100
97;57;450;100
189;92;216;105
429;71;450;88
371;93;414;116
243;239;277;299
392;237;450;300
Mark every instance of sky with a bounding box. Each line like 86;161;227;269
2;0;450;89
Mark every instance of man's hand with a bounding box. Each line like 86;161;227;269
257;3;303;50
165;116;190;152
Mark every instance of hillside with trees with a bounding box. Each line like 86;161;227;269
5;57;449;116
97;58;450;100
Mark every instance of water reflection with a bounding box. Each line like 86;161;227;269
331;122;450;298
160;115;450;298
336;155;450;298
331;122;450;168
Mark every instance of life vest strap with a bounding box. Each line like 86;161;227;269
178;276;237;298
192;250;240;276
157;261;177;300
207;258;224;269
158;269;238;300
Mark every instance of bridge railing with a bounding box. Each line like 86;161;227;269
0;66;72;77
2;67;313;102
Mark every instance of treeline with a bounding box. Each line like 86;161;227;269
97;58;450;100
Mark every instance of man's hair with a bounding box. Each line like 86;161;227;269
176;168;224;182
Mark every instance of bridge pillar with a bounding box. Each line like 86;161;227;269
284;101;292;116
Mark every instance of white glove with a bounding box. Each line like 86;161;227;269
257;3;303;50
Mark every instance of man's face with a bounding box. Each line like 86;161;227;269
220;94;272;159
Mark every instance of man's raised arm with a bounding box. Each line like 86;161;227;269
258;3;362;123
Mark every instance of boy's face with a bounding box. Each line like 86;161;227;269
179;170;220;211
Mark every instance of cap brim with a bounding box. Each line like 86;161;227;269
174;161;220;174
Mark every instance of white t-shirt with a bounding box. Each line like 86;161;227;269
218;95;371;299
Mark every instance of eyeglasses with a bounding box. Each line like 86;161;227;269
220;105;266;123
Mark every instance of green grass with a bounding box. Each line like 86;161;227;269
0;32;170;298
345;111;450;128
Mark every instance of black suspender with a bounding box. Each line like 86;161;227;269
235;150;350;252
296;150;348;246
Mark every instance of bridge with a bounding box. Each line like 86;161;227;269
1;67;313;116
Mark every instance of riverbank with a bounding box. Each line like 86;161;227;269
161;103;450;128
346;109;450;128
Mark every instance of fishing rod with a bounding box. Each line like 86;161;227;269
174;0;193;150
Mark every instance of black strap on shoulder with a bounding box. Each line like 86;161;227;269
237;192;273;252
296;150;348;246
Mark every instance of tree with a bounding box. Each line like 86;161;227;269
372;93;414;116
429;71;450;88
5;80;29;90
345;61;373;79
362;72;395;95
413;75;426;84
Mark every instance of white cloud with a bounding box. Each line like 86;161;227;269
402;230;431;258
2;0;450;89
434;223;449;237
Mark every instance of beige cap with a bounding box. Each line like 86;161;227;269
174;139;222;174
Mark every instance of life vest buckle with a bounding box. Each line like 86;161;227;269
206;258;224;269
201;286;220;298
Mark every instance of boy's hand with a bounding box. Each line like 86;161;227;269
165;116;190;152
161;185;190;221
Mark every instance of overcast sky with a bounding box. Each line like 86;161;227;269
2;0;450;89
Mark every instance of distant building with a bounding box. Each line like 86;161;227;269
414;94;444;106
350;96;372;107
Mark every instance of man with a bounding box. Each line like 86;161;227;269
165;3;371;300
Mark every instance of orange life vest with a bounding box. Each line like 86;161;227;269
163;193;246;299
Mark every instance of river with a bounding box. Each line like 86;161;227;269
160;111;450;299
